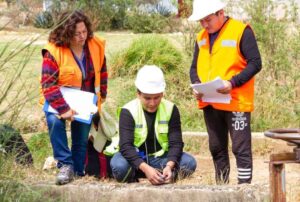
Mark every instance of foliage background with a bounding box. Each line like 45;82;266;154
0;0;299;132
0;0;299;200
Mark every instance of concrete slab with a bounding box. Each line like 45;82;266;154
33;183;269;202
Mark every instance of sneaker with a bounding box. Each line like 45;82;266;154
56;165;74;185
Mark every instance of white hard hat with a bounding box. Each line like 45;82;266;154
188;0;226;21
135;65;166;94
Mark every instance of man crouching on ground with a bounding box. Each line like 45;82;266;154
109;65;197;185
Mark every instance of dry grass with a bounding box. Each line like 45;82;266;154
1;135;300;201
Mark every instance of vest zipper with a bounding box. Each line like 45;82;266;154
154;132;157;154
144;142;149;164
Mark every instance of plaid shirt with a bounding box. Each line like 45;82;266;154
41;45;108;114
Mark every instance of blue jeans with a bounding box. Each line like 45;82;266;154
110;152;197;182
45;112;91;176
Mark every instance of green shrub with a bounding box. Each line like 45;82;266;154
27;133;52;168
75;0;133;31
126;11;173;33
0;180;62;202
110;35;205;130
110;35;183;76
243;0;300;130
33;11;54;29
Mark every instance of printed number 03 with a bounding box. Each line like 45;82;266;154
234;121;245;130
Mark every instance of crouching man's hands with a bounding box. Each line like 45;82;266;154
139;161;175;185
139;162;165;185
162;161;175;183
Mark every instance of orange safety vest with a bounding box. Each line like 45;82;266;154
40;36;105;112
196;18;254;112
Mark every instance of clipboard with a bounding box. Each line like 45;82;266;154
43;87;98;124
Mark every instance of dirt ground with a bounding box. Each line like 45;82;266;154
40;136;298;202
181;140;300;202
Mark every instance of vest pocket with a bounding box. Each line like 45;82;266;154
134;129;144;146
59;67;77;86
158;125;168;134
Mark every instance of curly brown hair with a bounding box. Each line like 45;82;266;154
48;10;93;47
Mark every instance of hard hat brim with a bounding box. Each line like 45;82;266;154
188;1;226;21
188;14;203;21
135;81;166;94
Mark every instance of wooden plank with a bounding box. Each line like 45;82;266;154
270;160;300;165
270;152;296;162
269;163;286;202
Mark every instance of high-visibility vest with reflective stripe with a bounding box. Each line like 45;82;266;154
40;36;105;112
104;98;174;157
196;18;255;112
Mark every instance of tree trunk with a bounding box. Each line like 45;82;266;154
177;0;184;17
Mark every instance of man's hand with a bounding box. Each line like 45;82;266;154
139;163;165;185
193;89;203;100
162;166;172;183
217;80;232;94
162;161;175;183
60;109;76;121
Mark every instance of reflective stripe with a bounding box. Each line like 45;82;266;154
198;39;206;47
237;168;251;171
221;40;237;47
150;149;165;157
95;86;100;93
238;172;251;175
135;124;143;128
238;176;251;179
122;167;132;183
158;121;168;124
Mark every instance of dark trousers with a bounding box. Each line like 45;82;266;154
203;106;252;184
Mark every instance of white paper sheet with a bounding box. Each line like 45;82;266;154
190;77;231;104
44;87;97;123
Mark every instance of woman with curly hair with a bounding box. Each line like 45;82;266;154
40;10;108;185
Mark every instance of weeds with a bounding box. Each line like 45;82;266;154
27;132;52;168
110;35;184;77
242;0;300;130
109;34;205;130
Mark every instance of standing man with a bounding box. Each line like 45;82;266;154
109;65;197;185
188;0;262;184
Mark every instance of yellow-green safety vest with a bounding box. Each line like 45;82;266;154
104;98;174;157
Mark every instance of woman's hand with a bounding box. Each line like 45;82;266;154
60;109;76;121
